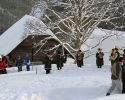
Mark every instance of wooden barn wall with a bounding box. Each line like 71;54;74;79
8;35;60;65
8;35;47;65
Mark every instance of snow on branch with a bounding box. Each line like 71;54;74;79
27;0;125;58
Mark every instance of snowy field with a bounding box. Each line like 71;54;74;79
0;58;125;100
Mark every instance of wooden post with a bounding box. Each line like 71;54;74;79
36;66;37;74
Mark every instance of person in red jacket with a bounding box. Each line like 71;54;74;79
0;55;8;74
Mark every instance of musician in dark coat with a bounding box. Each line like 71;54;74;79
76;50;84;68
44;53;53;74
56;51;64;70
96;48;104;68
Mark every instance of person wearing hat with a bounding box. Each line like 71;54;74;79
76;49;84;68
44;52;53;74
56;51;64;70
106;57;123;96
110;47;120;64
0;55;8;74
109;49;115;66
96;48;104;68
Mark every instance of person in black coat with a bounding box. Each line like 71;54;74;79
56;51;64;70
76;50;84;68
96;48;104;68
44;53;53;74
122;58;125;93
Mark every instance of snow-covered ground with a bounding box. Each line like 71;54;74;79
0;58;124;100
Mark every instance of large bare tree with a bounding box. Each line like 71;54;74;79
27;0;125;58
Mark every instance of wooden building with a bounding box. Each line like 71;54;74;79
0;15;72;66
8;35;66;66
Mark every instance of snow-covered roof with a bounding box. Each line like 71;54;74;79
0;15;55;56
0;15;74;58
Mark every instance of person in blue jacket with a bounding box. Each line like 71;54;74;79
16;56;23;72
24;54;31;71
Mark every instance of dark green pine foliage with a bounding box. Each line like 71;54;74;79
0;0;34;34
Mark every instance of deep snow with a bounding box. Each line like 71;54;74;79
0;58;125;100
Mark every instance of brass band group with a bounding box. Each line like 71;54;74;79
0;46;125;96
69;47;125;96
84;47;125;96
106;47;125;95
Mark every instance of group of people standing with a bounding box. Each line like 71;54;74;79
75;48;104;68
106;47;125;96
44;51;67;74
16;54;31;72
91;47;125;95
0;54;32;74
0;55;9;74
75;47;125;96
44;49;85;74
1;46;125;96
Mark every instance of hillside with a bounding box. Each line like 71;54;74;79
0;0;33;33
